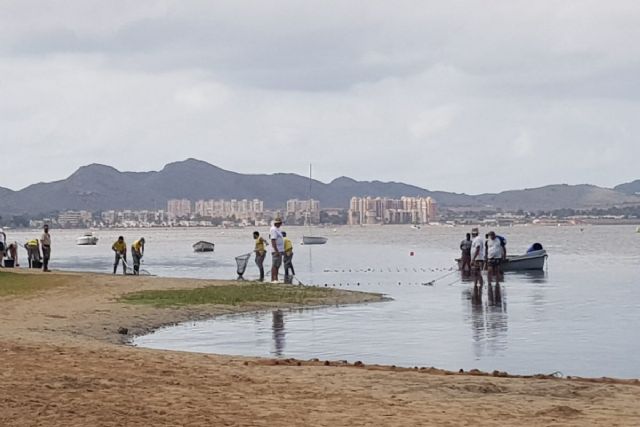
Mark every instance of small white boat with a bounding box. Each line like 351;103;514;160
456;249;547;271
76;232;99;246
502;250;547;271
193;241;215;252
302;236;328;245
411;224;421;230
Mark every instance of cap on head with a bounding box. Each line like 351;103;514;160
274;217;282;225
118;235;124;240
282;231;287;237
140;237;145;243
471;227;479;235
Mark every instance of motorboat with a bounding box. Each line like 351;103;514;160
76;232;99;246
502;249;547;271
302;236;328;245
193;241;215;252
456;247;547;271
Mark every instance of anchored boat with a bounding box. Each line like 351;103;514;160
301;164;328;245
76;232;99;246
501;249;547;271
193;241;215;252
302;236;328;245
457;245;548;271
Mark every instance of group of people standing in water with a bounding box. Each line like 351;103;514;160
459;227;506;285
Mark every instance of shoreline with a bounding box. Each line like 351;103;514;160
1;270;639;426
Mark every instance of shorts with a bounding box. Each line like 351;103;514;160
271;252;282;269
488;258;502;266
472;260;484;270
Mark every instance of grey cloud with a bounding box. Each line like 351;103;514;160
1;1;640;193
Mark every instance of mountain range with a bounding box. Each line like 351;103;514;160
1;158;639;216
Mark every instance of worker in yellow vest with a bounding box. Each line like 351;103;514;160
25;239;41;268
253;231;268;282
131;237;145;275
112;236;127;274
282;231;295;284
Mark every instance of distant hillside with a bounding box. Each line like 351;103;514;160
614;180;640;196
475;184;640;212
0;159;639;216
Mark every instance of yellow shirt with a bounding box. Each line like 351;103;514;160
27;239;39;247
132;240;144;254
284;238;293;255
255;237;266;254
112;240;127;253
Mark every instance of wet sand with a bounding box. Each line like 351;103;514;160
1;270;639;426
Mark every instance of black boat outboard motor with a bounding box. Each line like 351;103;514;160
527;242;544;253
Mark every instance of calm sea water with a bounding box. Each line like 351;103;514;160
7;225;640;378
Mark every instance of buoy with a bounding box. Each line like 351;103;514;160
410;251;414;256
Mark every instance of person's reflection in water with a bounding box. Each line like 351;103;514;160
464;276;508;359
272;310;286;357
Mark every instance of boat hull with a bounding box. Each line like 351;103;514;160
193;241;215;252
456;250;547;271
76;237;99;245
302;236;328;245
502;250;547;271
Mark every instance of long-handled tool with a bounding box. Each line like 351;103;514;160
422;267;458;286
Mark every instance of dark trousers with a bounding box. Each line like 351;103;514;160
42;245;51;271
255;252;265;281
114;252;127;274
27;246;41;268
132;251;141;275
284;252;295;283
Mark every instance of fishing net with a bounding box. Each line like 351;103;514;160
235;253;252;280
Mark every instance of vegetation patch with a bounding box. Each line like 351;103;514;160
120;283;339;308
0;272;67;297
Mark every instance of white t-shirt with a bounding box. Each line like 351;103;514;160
470;235;485;261
269;226;284;253
487;237;503;259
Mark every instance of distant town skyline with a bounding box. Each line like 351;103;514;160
2;2;640;193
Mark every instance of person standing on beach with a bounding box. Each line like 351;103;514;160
41;224;52;272
269;218;284;283
131;237;145;275
459;233;472;273
253;231;268;282
282;231;295;283
112;236;127;275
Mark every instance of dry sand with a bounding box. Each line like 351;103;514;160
1;270;639;426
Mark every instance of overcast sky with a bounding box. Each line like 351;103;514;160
3;1;640;194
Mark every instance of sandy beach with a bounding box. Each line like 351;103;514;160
1;270;639;426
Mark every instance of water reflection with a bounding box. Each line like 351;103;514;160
271;310;286;356
463;271;549;360
508;270;548;284
463;275;509;359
